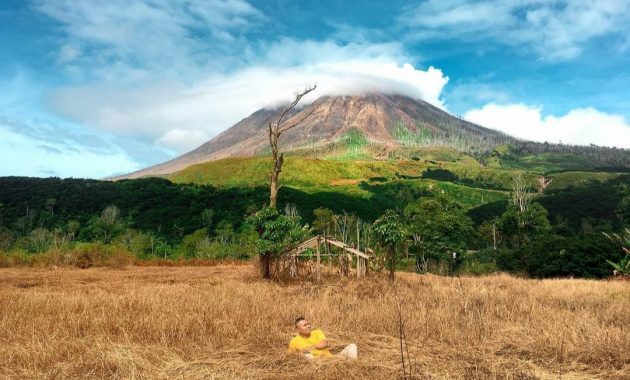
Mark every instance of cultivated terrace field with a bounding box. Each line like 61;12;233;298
1;264;628;379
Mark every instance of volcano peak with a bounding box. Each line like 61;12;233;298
119;93;505;179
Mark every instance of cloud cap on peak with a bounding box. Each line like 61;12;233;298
46;59;449;153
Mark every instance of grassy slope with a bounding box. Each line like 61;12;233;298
168;145;624;215
485;145;612;173
170;157;405;189
169;153;512;210
545;171;622;190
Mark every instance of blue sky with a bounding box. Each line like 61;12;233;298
1;0;629;178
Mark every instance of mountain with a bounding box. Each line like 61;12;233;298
119;93;511;179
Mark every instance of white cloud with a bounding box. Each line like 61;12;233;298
45;40;449;154
464;103;630;148
400;0;630;61
34;0;265;79
156;129;209;152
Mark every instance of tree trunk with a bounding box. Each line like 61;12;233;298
389;249;396;281
269;150;283;209
261;253;272;279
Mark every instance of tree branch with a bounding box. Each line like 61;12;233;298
277;104;322;136
275;85;317;132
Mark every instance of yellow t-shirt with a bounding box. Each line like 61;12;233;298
288;329;332;357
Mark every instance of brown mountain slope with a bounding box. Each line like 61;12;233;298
119;93;507;179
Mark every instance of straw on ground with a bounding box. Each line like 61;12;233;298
0;265;628;379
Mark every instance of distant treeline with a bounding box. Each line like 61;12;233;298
0;174;628;278
0;176;397;244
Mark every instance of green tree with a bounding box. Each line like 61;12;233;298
247;207;306;279
312;207;335;236
177;228;209;258
373;209;406;281
0;228;14;251
45;198;57;218
66;220;80;242
498;233;621;278
215;220;235;244
616;194;630;227
115;229;152;256
499;203;551;248
28;227;53;253
201;208;214;229
404;197;475;274
82;205;126;244
478;218;501;249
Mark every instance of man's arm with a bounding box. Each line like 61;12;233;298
314;339;328;350
289;338;318;353
313;330;329;350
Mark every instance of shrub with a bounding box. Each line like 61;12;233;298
0;251;11;268
30;250;66;267
463;261;498;276
176;229;209;258
461;248;499;276
105;249;134;269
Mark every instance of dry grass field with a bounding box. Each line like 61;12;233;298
0;264;628;379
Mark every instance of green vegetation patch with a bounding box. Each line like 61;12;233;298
170;156;406;189
488;146;599;173
387;146;466;163
392;122;435;147
340;128;368;151
545;171;621;191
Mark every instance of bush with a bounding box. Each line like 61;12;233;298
422;168;459;181
65;244;134;269
0;250;31;267
0;251;11;268
105;249;134;269
176;229;209;258
461;261;498;276
461;248;499;276
398;257;415;271
30;250;66;267
69;244;104;268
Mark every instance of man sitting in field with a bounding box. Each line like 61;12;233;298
288;317;357;359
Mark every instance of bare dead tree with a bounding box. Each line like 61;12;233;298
511;174;536;213
411;233;429;273
268;85;318;209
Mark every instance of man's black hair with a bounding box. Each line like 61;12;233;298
294;316;306;327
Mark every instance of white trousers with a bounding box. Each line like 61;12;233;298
305;343;357;360
338;343;358;359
